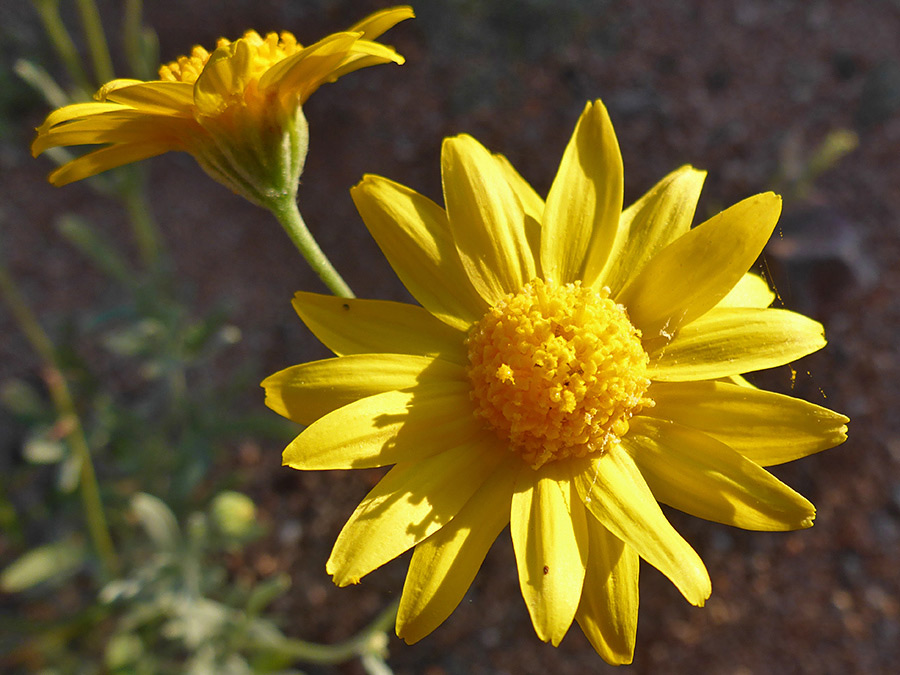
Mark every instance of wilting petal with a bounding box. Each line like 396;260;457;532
397;453;519;644
326;438;507;586
511;461;588;645
601;165;706;297
644;380;848;465
283;381;480;469
442;134;535;304
648;307;826;381
625;417;816;530
573;447;711;606
541;100;623;286
262;353;465;425
575;518;639;665
620;193;782;337
351;175;486;330
292;291;468;363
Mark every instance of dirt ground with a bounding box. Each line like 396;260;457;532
2;1;900;673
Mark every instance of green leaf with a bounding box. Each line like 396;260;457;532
0;538;86;592
131;492;180;549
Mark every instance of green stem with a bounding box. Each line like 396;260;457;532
121;169;162;269
31;0;92;94
269;197;355;298
76;0;115;84
0;263;119;578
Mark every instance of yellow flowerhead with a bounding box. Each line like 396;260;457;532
31;7;413;208
262;100;849;664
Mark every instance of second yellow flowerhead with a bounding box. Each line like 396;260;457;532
31;7;413;210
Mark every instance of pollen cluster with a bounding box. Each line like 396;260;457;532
465;278;652;468
158;31;304;84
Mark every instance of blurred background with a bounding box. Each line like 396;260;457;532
1;1;898;673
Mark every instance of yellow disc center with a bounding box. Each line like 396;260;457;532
158;30;304;84
465;278;652;469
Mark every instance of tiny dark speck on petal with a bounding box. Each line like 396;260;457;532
342;303;350;310
543;565;550;575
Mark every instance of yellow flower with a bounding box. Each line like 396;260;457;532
31;7;413;208
262;100;848;664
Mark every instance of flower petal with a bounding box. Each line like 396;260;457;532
573;447;711;606
648;307;826;382
351;175;486;330
31;111;191;156
257;32;358;101
47;142;170;186
442;134;535;304
625;417;817;531
644;380;848;465
283;381;480;470
326;437;507;586
97;80;195;116
397;453;519;644
717;273;776;308
575;519;639;666
194;38;257;115
291;291;468;364
493;153;544;224
620;193;782;337
347;6;416;40
541;100;623;286
321;39;406;83
262;353;466;425
510;461;588;646
600;165;706;297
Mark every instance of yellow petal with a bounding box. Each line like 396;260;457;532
398;453;518;644
600;165;706;297
493;153;543;272
291;291;468;364
541;100;623;286
351;175;486;330
283;382;480;470
326;437;507;586
35;102;126;138
510;461;588;646
717;273;776;308
441;134;535;304
257;32;358;100
648;307;826;381
572;447;711;606
620;192;782;337
262;353;466;425
625;417;817;530
194;38;256;115
347;6;415;40
320;39;405;84
575;519;639;666
644;380;848;465
98;80;195;116
32;112;191;156
493;153;544;223
47;142;170;186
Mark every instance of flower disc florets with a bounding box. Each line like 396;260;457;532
158;30;303;84
466;278;652;468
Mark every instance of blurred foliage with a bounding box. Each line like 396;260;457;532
0;2;394;673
